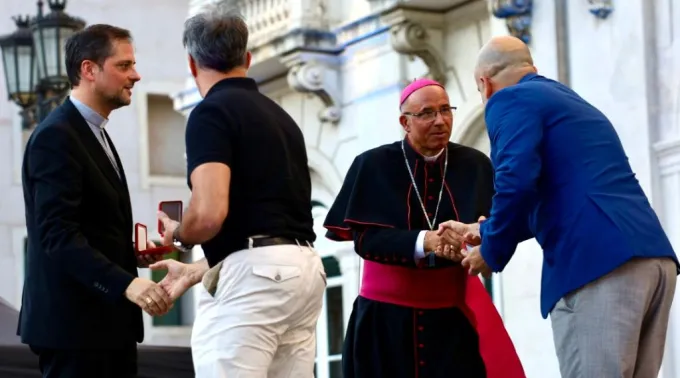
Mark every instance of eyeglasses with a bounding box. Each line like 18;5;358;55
402;106;457;122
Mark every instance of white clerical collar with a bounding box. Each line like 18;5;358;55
70;95;109;129
423;148;445;162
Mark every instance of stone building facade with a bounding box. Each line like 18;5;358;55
174;1;680;377
1;0;678;377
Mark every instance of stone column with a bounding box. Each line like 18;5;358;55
655;143;680;378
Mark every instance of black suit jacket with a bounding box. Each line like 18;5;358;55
18;98;143;349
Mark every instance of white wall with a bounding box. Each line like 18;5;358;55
649;0;680;376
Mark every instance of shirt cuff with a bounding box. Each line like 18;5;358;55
414;230;427;262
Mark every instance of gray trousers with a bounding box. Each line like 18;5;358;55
551;257;677;378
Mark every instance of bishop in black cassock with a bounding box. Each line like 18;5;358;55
323;79;525;378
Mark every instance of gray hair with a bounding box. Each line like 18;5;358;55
182;4;249;72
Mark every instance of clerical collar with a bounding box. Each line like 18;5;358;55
70;96;108;129
423;148;444;162
403;137;445;162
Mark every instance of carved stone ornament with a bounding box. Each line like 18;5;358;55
286;60;342;124
490;0;533;44
389;21;448;86
588;0;613;19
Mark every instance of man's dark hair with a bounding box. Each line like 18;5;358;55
64;24;132;87
182;4;249;73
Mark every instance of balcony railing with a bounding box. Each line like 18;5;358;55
229;0;330;49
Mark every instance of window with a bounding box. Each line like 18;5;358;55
146;93;186;178
314;256;344;378
483;277;493;299
324;257;343;376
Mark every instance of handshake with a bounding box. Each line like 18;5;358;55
124;256;205;316
124;277;175;316
424;216;492;277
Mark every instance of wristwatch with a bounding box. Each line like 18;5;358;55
172;227;195;253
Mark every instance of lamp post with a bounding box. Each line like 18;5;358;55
0;0;85;129
0;16;36;130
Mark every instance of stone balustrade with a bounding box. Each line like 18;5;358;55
225;0;330;49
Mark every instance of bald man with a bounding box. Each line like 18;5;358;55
441;36;679;378
324;78;525;378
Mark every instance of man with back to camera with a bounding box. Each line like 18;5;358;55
440;35;679;378
149;4;327;377
19;24;171;378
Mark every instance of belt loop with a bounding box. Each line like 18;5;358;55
248;237;254;249
294;238;304;253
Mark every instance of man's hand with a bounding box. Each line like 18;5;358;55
424;231;458;261
437;220;468;237
461;245;492;278
438;217;485;246
158;211;179;247
423;231;440;253
433;228;465;262
464;216;486;245
136;240;165;268
125;277;173;316
149;259;206;301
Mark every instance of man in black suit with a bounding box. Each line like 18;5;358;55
19;24;172;378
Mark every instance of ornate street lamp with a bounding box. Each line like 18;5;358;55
0;0;85;129
0;16;38;129
31;0;86;122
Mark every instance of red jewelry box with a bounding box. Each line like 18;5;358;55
135;223;173;256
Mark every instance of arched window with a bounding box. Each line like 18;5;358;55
483;277;493;298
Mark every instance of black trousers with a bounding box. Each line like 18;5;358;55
343;296;486;378
31;344;137;378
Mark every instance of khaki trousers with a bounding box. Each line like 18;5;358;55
191;244;327;378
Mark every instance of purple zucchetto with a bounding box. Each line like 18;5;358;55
399;78;444;107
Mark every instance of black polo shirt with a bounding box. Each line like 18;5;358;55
185;77;316;267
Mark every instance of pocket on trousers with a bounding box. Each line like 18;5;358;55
252;265;302;283
202;260;224;297
556;291;578;313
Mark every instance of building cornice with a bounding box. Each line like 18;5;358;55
173;0;490;113
281;51;343;124
382;8;449;85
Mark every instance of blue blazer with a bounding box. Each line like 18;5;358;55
479;73;679;318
